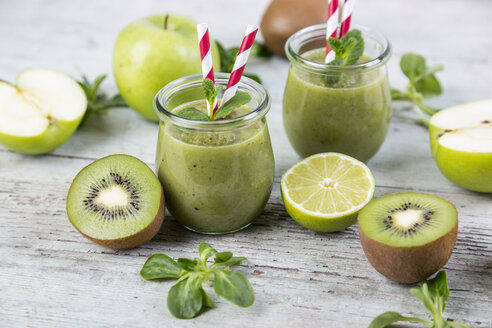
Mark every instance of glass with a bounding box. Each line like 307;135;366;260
154;73;275;234
283;24;392;162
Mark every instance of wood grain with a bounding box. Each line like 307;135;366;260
0;0;491;327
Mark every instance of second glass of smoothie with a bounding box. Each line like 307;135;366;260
283;24;392;162
154;73;275;234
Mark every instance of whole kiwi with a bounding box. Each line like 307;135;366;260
260;0;327;56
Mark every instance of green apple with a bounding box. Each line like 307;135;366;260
429;99;492;193
113;14;221;121
0;69;87;154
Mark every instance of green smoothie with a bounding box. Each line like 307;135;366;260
283;48;392;161
155;101;275;234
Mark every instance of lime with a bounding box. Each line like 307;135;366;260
281;153;375;232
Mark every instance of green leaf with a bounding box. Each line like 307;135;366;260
400;53;426;82
426;271;449;307
328;37;342;52
250;41;272;58
213;270;254;307
214;92;251;119
391;89;411;101
200;287;214;308
177;107;210;121
167;274;204;319
415;74;442;98
242;72;262;84
340;30;364;65
177;258;199;272
140;253;186;280
202;78;216;106
368;312;432;328
198;242;217;262
214;256;246;267
214;251;233;262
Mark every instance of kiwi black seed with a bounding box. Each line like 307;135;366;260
357;192;458;283
67;154;165;249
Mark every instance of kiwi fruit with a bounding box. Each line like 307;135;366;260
358;192;458;283
67;154;165;249
260;0;327;56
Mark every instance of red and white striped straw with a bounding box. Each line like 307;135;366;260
324;0;339;63
197;23;218;117
339;0;355;38
220;25;258;107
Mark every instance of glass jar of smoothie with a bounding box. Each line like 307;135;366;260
154;73;275;234
283;24;392;162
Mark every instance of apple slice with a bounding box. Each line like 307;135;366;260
0;68;87;154
429;99;492;192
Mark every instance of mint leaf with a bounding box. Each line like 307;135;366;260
202;78;216;106
368;312;431;328
250;41;272;58
177;107;209;121
216;40;266;84
77;74;128;128
328;37;342;52
167;274;204;319
214;92;251;119
140;253;186;280
324;29;365;85
400;53;426;82
213;270;254;307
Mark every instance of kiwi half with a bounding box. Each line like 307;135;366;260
358;192;458;283
67;154;165;249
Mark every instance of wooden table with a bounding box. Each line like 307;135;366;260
1;0;491;327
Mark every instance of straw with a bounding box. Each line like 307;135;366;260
220;25;258;107
324;0;339;63
340;0;355;38
197;23;218;117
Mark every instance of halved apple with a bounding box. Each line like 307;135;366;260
0;69;87;154
429;99;492;192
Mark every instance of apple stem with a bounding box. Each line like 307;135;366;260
164;14;169;30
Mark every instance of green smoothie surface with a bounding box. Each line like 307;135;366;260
171;100;260;146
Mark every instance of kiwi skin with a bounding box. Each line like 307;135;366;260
358;194;458;284
359;222;457;283
72;190;165;250
260;0;327;56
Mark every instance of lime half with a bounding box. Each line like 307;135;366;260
281;153;375;232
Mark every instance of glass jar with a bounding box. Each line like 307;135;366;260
283;24;392;162
154;73;275;234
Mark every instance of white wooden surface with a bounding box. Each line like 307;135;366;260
1;0;491;327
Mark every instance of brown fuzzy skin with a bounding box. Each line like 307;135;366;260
75;188;165;250
260;0;327;56
358;219;458;284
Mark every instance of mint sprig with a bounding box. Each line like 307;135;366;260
177;78;251;121
324;29;365;85
140;243;254;319
369;271;472;328
76;74;128;128
391;53;444;126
